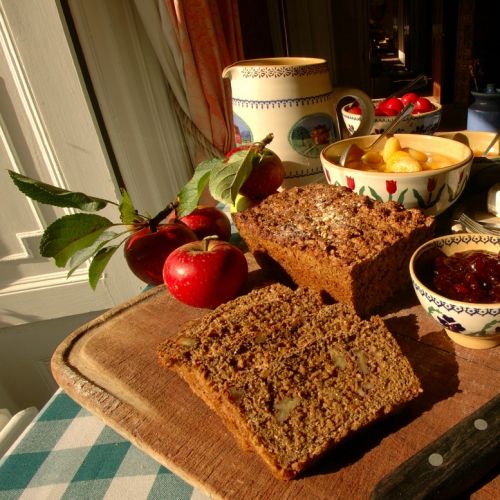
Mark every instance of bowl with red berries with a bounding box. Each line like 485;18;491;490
409;232;500;349
342;93;442;136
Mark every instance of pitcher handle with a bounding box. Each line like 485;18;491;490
331;88;374;140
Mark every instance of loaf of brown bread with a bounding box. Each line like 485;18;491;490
233;184;435;316
158;283;422;480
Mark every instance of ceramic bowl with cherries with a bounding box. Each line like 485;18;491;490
342;93;442;136
320;133;473;216
409;233;500;349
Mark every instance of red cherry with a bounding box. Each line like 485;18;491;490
378;97;404;113
382;108;399;116
430;250;499;302
413;97;435;114
401;92;419;105
349;106;362;115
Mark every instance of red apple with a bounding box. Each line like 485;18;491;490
225;143;285;200
124;222;197;286
163;238;248;309
167;206;232;241
413;97;435;114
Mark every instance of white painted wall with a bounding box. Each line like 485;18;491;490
0;0;143;413
0;311;104;413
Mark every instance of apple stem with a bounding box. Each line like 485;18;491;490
149;201;178;233
254;133;274;154
202;235;218;251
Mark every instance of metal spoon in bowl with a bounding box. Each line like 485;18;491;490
482;131;500;157
340;102;415;166
386;74;429;100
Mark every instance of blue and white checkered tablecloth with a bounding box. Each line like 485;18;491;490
0;205;243;499
0;390;209;500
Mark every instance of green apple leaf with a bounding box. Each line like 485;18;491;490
176;158;220;217
208;149;255;205
88;245;120;290
8;170;110;211
67;230;122;277
40;213;114;267
119;189;137;224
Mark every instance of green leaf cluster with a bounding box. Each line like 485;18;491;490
177;147;258;217
8;170;132;289
7;134;270;290
209;149;255;206
176;158;218;217
9;171;109;211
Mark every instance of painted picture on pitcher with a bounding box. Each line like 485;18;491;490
288;113;337;158
233;113;253;146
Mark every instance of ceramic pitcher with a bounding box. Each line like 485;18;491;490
467;84;500;132
222;57;374;187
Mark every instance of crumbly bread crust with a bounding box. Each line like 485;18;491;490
233;184;435;316
158;284;422;480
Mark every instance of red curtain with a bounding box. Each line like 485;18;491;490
162;0;244;155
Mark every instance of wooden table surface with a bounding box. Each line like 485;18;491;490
51;255;500;499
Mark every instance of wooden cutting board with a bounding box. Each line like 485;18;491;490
51;256;500;499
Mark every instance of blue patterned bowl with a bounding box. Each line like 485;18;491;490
409;233;500;349
342;99;442;136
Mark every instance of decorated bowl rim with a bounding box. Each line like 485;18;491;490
409;233;500;308
435;130;500;158
320;157;471;178
341;99;442;119
320;134;473;177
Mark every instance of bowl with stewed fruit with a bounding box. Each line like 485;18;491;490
409;233;500;349
320;133;473;215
